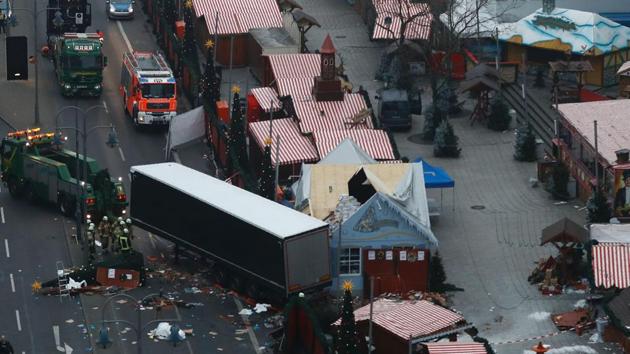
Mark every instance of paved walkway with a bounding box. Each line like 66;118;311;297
394;102;620;352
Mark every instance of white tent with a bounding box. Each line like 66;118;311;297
164;106;205;160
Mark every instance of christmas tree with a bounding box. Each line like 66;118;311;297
336;281;360;354
422;104;443;141
433;120;461;158
587;188;611;223
228;86;249;172
182;0;196;57
259;143;275;200
487;96;512;131
513;124;537;162
429;251;447;292
200;40;221;108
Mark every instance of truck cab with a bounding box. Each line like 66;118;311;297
120;51;177;127
376;88;412;130
51;33;107;96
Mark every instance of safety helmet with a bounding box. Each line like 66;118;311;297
120;221;125;226
118;217;123;222
103;216;108;221
88;224;95;231
90;223;95;229
123;228;129;233
126;218;132;224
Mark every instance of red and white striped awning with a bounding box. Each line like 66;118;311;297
293;93;373;133
314;130;395;160
277;77;314;99
334;299;464;340
250;87;281;112
268;54;321;80
593;243;630;288
425;342;487;354
372;0;432;40
248;118;319;166
192;0;283;35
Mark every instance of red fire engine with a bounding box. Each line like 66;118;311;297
120;51;177;126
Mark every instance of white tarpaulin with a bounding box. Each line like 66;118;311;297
165;106;205;160
150;322;185;340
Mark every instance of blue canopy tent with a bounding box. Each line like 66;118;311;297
414;158;455;213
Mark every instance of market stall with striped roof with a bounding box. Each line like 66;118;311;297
313;130;395;161
425;342;487;354
371;0;432;40
190;0;283;65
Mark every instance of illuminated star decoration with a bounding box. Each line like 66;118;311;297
264;137;272;146
205;39;214;49
31;280;42;293
184;0;192;9
342;280;353;292
232;85;241;94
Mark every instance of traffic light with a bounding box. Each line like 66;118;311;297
6;36;28;81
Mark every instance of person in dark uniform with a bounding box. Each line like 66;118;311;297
0;10;7;34
615;171;630;216
0;336;14;354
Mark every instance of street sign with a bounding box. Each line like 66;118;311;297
6;36;28;80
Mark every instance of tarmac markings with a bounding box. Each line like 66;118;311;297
116;20;133;53
234;297;263;354
4;238;9;258
118;147;126;162
102;100;109;114
1;206;5;223
15;309;21;331
9;273;15;292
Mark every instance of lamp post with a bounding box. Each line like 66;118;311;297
11;5;60;126
53;105;119;261
98;293;182;354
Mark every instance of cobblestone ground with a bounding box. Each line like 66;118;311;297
395;106;621;353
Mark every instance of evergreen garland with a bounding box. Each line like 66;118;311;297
336;281;360;354
433;120;461;158
513;124;537;162
199;40;221;109
487;96;512;131
429;251;447;292
182;0;196;57
587;188;611;223
227;87;248;172
259;144;275;200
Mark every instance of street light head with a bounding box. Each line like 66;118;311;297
96;325;112;349
106;126;119;148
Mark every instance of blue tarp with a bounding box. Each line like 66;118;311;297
414;158;454;189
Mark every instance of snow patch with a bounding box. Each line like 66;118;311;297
527;311;550;321
548;346;598;353
574;299;587;308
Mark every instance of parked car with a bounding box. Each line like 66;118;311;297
106;0;134;19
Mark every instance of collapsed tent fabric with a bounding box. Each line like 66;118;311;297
165;106;206;159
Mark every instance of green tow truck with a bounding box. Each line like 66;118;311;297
0;128;127;219
48;33;107;97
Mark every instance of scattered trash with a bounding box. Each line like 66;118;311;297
589;332;602;343
254;303;270;313
116;299;128;304
235;329;248;335
574;299;587;309
184;287;202;294
65;319;74;324
554;201;567;205
148;322;186;341
208;331;218;336
264;314;284;329
68;278;87;290
238;309;253;316
529;177;538;188
528;311;550;321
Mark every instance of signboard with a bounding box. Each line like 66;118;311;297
418;251;425;261
73;45;93;51
399;250;407;261
107;268;116;279
368;250;375;260
385;250;393;260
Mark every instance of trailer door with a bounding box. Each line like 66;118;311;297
285;229;331;294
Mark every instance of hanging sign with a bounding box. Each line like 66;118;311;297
385;250;393;260
107;268;116;279
400;250;407;261
368;250;375;260
418;251;425;261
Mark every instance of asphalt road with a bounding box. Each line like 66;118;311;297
0;0;276;353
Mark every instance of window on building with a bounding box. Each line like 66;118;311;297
339;248;361;275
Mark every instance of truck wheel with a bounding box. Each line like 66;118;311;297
230;276;245;294
7;178;22;198
58;195;76;217
245;283;261;301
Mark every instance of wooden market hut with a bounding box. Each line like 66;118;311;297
540;217;588;284
460;64;500;125
499;0;630;86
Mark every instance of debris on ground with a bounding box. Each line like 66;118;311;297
551;308;595;335
148;322;186;340
254;303;271;313
239;309;253;316
264;314;284;329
